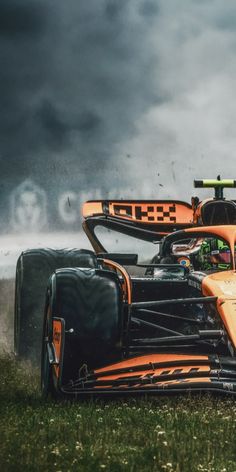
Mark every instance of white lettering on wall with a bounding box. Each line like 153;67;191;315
10;179;47;232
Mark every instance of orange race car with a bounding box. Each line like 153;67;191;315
14;178;236;397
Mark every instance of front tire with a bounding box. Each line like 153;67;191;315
42;267;123;391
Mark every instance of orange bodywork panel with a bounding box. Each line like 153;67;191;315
83;200;193;225
52;319;63;379
102;258;132;304
82;202;103;218
193;198;213;224
95;353;209;373
142;377;211;388
185;226;236;348
95;366;210;383
94;354;211;388
202;271;236;348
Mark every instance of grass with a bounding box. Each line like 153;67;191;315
0;279;14;351
1;356;236;471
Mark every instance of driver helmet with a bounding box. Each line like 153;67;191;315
198;238;230;270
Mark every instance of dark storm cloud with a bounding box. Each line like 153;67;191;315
1;0;236;204
0;0;161;191
139;0;159;17
36;100;71;149
104;0;127;20
36;99;102;149
122;0;236;201
0;1;44;38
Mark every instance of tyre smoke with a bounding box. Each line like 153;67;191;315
1;1;236;204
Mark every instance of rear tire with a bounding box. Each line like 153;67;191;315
14;248;97;364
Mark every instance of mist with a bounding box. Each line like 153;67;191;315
0;2;159;197
1;0;236;230
121;1;236;201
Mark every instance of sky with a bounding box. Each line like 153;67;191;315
1;0;236;230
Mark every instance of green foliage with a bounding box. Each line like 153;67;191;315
1;355;236;471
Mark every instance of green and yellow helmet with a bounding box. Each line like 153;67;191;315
198;238;231;270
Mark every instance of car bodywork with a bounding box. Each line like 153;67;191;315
44;179;236;396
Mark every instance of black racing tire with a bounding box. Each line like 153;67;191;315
14;248;97;364
46;267;123;387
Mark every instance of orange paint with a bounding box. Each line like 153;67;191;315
95;365;210;383
102;258;132;304
95;353;209;374
82;201;103;218
82;200;193;225
193;198;213;224
202;270;236;348
52;319;63;379
142;377;211;387
108;202;193;224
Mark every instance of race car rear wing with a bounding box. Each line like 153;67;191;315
82;181;236;253
82;200;194;253
83;200;193;224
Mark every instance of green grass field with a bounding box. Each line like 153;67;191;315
1;356;236;471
